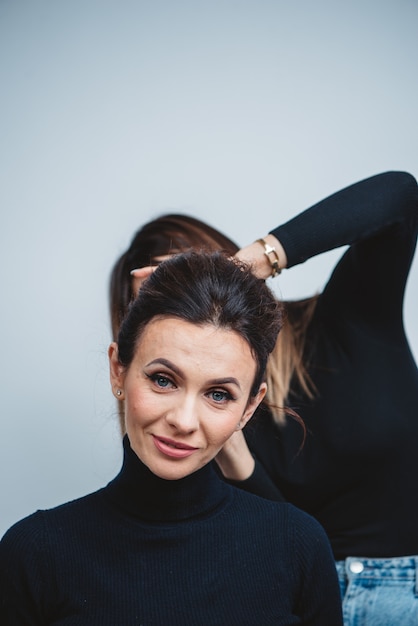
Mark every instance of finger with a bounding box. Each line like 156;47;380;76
130;266;157;278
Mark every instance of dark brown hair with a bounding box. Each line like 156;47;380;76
117;251;283;398
110;213;316;432
110;214;239;341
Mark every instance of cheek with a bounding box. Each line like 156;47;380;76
124;388;156;423
205;416;240;446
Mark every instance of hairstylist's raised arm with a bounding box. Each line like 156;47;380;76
235;234;288;279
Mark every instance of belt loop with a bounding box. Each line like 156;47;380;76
415;557;418;596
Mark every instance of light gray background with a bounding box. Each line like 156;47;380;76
1;0;417;537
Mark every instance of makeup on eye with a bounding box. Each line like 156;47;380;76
143;354;241;406
146;370;237;403
206;388;236;404
146;372;176;389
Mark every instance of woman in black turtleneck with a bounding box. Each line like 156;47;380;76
117;171;418;625
0;252;342;625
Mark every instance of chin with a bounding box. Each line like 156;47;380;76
147;458;206;481
149;466;194;481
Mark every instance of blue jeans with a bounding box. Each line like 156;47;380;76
335;556;418;626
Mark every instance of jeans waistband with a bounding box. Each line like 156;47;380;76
335;556;418;593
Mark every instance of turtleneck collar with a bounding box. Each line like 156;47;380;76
104;435;231;523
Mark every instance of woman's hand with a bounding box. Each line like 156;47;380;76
130;266;157;295
130;254;174;295
215;430;255;481
235;234;287;279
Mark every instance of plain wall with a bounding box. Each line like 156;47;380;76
1;0;417;537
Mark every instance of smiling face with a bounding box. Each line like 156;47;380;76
109;317;266;480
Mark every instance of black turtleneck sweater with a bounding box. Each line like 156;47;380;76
0;437;343;625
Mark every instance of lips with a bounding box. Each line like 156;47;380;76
152;435;199;459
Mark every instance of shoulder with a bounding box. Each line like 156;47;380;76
230;486;327;540
1;510;46;553
227;489;334;571
1;488;105;552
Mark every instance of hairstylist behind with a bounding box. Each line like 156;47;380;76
0;252;342;625
114;171;418;626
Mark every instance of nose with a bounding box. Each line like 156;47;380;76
165;394;199;434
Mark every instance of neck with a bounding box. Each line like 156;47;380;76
105;436;229;522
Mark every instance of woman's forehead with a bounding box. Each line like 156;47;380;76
134;317;256;381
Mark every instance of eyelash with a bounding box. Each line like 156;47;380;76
146;373;235;404
147;373;175;389
208;389;234;404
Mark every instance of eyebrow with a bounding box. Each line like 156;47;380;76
145;359;242;390
146;358;182;375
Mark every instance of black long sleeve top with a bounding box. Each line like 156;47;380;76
237;171;418;560
0;436;343;625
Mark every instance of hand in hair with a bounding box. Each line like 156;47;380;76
235;234;288;279
215;430;255;481
130;254;174;293
130;266;157;294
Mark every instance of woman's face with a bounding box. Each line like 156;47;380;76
109;317;266;480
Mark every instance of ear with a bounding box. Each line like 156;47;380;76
237;382;267;430
108;342;126;398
